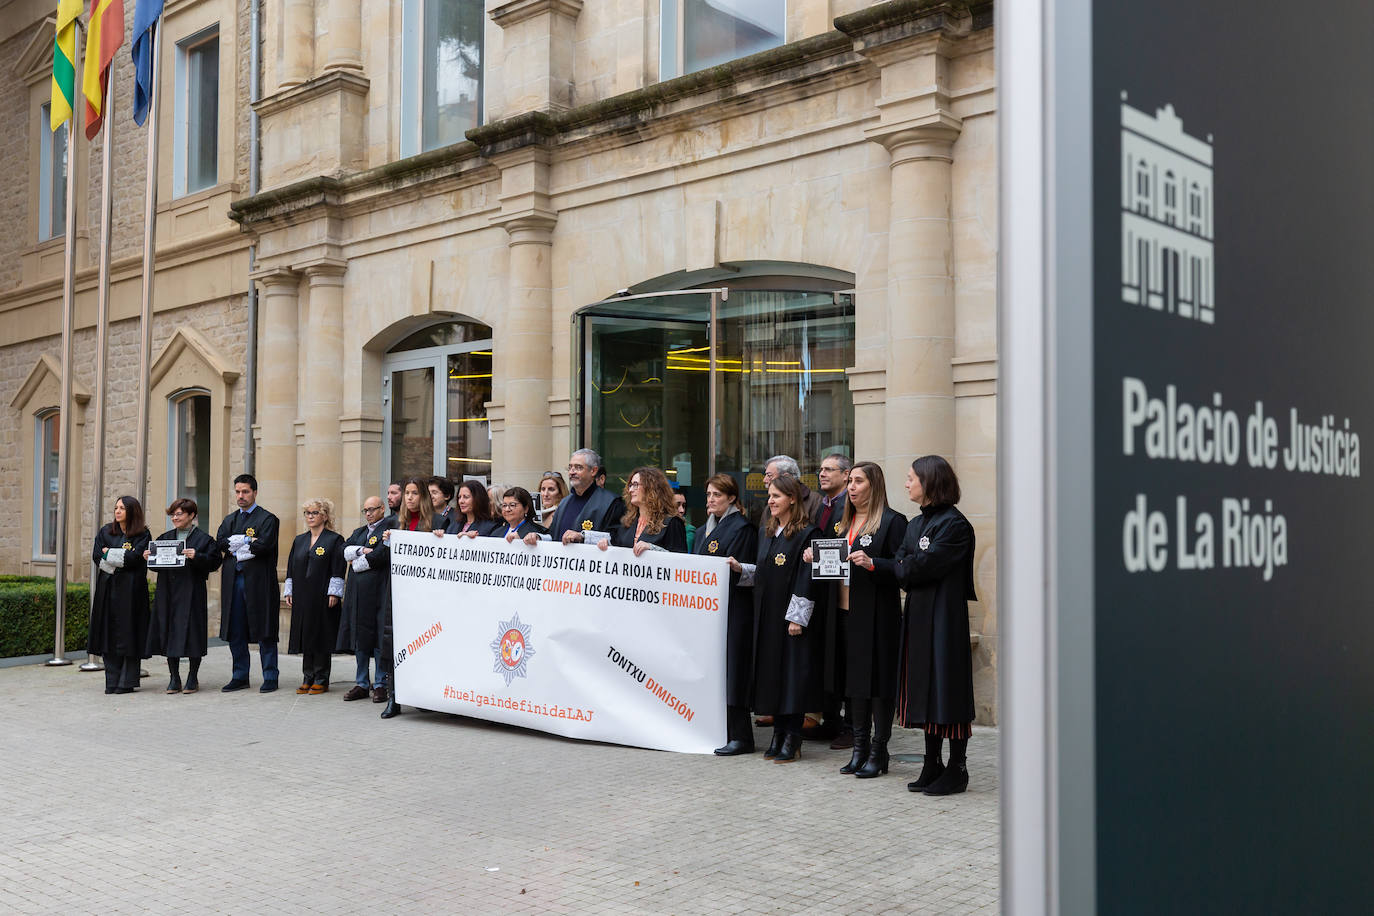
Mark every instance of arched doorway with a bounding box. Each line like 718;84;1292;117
382;317;494;485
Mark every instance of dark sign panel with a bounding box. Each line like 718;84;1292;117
1092;4;1374;909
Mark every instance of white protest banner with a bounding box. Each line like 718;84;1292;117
388;531;730;754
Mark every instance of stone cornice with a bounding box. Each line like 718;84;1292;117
834;0;991;49
490;0;583;29
253;69;371;120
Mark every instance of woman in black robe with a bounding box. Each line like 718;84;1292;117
439;480;500;537
337;496;394;702
745;474;821;763
702;473;759;755
145;498;223;693
824;462;906;777
493;486;548;540
88;496;152;695
599;467;687;555
893;455;978;796
286;498;347;693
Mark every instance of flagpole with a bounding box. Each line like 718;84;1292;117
81;62;119;674
48;22;83;668
133;23;160;507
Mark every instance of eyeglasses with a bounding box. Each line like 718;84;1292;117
501;502;522;511
567;463;588;472
627;481;641;489
362;505;384;513
541;471;564;480
304;510;322;517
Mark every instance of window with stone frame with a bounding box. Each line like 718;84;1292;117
401;0;485;156
660;0;786;79
175;25;219;196
38;102;67;241
35;410;60;557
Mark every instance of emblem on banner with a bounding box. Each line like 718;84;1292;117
581;520;593;531
774;553;786;566
919;535;930;551
707;540;718;554
246;528;255;537
490;613;536;687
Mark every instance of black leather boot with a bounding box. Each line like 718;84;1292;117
840;732;870;774
763;727;784;759
857;697;892;777
840;697;871;774
715;705;756;755
908;732;945;792
380;683;402;718
165;658;182;694
773;730;802;763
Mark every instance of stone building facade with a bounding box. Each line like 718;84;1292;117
2;0;1000;721
0;0;254;591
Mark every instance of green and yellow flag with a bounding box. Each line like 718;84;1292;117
50;0;83;130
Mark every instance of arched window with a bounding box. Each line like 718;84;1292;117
1188;182;1203;234
168;389;212;518
1163;170;1177;225
383;317;494;485
34;410;60;557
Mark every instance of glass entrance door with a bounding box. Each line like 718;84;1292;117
577;287;856;524
582;295;711;495
386;364;437;482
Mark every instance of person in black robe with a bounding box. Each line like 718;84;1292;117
806;462;907;777
493;486;548;541
215;474;282;692
807;453;852;745
427;476;456;531
88;496;152;694
893;455;978;797
700;474;759;755
285;498;347;693
144;498;223;693
743;474;821;763
599;467;687;555
376;478;434;718
439;480;500;537
337;495;394;702
539;448;623;545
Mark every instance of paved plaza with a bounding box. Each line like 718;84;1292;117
2;647;999;914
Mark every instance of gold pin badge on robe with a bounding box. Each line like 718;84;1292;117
774;553;786;566
368;536;377;546
246;528;255;537
315;546;325;556
581;520;593;531
707;541;718;554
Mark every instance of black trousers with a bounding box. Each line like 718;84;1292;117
301;650;332;686
104;655;140;691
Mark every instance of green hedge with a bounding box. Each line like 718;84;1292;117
0;580;92;657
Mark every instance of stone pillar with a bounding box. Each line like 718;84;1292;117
877;121;961;466
489;0;584;118
254;269;301;547
321;0;364;73
280;0;316;89
299;262;347;517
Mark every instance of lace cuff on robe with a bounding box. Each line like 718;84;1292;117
785;594;815;627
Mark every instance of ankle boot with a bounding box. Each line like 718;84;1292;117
184;659;200;693
380;683;402;719
922;760;968;795
165;659;182;694
908;733;946;792
840;732;870;774
773;730;802;763
763;728;784;759
856;740;889;778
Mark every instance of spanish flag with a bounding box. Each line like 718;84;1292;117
50;0;83;131
83;0;125;139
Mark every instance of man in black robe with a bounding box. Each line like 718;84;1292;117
338;496;393;702
533;448;624;545
215;474;282;692
809;452;853;745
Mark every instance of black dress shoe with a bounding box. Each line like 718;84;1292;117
713;740;756;756
221;680;250;692
259;681;279;693
113;686;135;694
763;730;783;759
773;732;802;763
922;763;969;796
104;687;115;695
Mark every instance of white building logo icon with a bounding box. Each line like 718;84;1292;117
1121;94;1214;323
